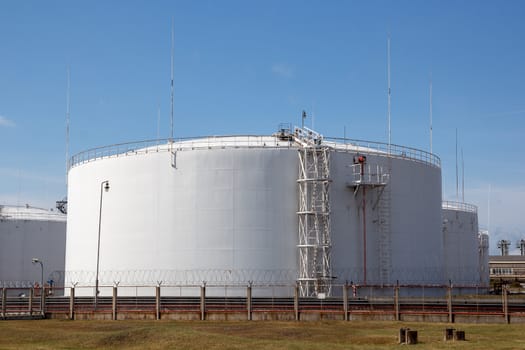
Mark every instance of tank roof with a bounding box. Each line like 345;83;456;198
0;205;66;222
442;201;478;214
70;133;440;169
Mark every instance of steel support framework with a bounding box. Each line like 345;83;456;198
296;128;332;297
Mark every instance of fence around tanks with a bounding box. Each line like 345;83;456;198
2;284;524;323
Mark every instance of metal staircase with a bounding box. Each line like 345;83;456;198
347;160;391;285
377;183;392;284
295;127;332;297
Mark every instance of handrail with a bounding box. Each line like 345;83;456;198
0;212;66;221
70;137;171;168
69;136;297;169
324;137;440;168
442;201;478;214
69;135;441;169
0;206;66;222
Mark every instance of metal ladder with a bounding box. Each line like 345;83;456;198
347;161;390;285
377;183;392;284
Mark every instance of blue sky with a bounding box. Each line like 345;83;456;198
0;1;523;253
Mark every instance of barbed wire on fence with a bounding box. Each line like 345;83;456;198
62;269;299;287
1;267;488;289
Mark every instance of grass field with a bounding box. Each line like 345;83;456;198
1;320;525;349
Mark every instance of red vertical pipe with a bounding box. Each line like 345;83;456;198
363;187;367;286
360;161;367;286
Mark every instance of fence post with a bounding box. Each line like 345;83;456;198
2;288;6;318
200;282;206;321
447;281;454;323
394;283;400;321
41;285;46;317
502;284;509;324
294;282;300;321
247;282;252;321
69;287;75;320
343;282;349;321
29;288;33;316
112;286;118;321
155;285;161;320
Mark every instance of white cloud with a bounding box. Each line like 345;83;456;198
271;63;294;78
0;115;15;127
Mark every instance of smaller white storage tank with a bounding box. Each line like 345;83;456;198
478;230;490;288
0;205;67;289
442;201;480;286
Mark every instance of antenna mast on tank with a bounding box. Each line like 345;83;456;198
66;66;70;186
55;66;70;214
429;73;433;154
456;128;459;201
157;104;161;140
461;148;465;202
387;34;391;153
487;184;491;233
170;18;174;141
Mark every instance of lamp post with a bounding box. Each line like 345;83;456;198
95;180;110;308
31;258;44;315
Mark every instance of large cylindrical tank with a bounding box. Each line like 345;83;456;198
65;133;444;295
65;137;299;295
0;205;66;289
442;201;480;286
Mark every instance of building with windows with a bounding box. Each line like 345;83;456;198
489;255;525;282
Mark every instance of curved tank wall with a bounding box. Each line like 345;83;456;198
442;202;480;286
66;134;445;295
0;205;66;289
330;150;443;286
66;142;299;295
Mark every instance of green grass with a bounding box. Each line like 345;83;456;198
1;320;525;349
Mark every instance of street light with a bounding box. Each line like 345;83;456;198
31;258;44;316
95;180;110;308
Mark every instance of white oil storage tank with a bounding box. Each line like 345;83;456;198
0;205;67;290
65;127;444;296
66;136;299;296
442;201;480;288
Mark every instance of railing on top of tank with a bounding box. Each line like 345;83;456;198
442;201;478;214
69;135;441;169
324;137;441;168
0;206;66;221
69;136;296;169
